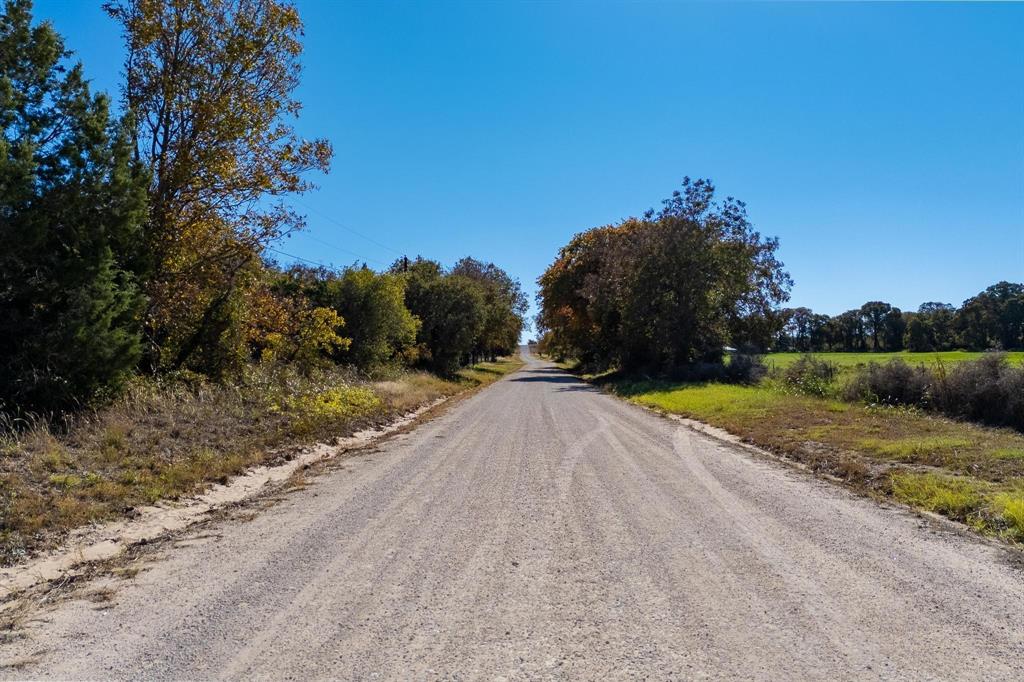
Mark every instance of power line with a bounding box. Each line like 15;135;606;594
266;247;335;269
293;231;389;267
294;199;405;256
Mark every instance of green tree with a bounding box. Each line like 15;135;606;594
0;0;148;411
451;257;527;360
918;302;955;350
394;258;487;374
957;282;1024;350
104;0;332;375
538;178;791;373
882;305;905;351
315;266;419;369
859;301;893;351
415;276;486;374
905;315;931;352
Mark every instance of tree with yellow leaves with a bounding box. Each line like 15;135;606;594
104;0;332;376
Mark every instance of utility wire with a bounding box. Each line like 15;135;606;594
294;199;405;256
266;246;335;269
294;231;389;267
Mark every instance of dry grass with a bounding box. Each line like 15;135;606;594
0;356;522;566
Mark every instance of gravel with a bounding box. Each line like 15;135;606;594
5;350;1024;679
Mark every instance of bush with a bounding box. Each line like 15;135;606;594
666;354;767;385
782;355;838;397
930;354;1024;432
843;359;932;406
723;354;768;384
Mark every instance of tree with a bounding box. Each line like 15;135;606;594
859;302;893;351
785;307;816;351
391;257;502;374
412;275;486;375
451;257;528;360
729;308;787;353
0;0;148;411
535;224;626;366
809;313;831;351
313;265;418;369
537;178;791;372
104;0;332;374
957;282;1024;350
827;310;865;351
918;302;955;350
882;305;905;351
244;266;349;372
905;315;931;352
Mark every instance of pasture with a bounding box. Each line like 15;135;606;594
763;350;1024;372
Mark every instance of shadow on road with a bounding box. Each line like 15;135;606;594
509;373;578;383
509;369;599;392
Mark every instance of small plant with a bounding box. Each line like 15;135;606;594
666;355;767;385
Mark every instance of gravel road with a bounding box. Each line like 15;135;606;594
5;350;1024;680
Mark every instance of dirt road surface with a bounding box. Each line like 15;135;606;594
5;351;1024;679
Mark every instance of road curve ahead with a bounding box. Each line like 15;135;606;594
6;350;1024;680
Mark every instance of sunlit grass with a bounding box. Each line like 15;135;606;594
891;472;984;518
765;350;1024;372
856;436;973;461
992;491;1024;538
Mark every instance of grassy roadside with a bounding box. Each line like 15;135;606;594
0;357;522;566
584;369;1024;543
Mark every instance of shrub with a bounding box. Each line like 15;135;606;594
930;354;1024;432
665;355;767;385
722;354;768;385
843;359;932;406
782;355;838;397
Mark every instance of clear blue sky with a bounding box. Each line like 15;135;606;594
36;0;1024;335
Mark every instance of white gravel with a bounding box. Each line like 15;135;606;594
5;350;1024;679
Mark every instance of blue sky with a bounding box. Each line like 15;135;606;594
36;0;1024;334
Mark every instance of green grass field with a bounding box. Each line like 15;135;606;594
764;350;1024;371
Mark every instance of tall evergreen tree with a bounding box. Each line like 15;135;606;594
0;0;148;411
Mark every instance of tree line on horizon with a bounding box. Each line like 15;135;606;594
536;179;1022;374
0;0;525;415
773;282;1024;354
